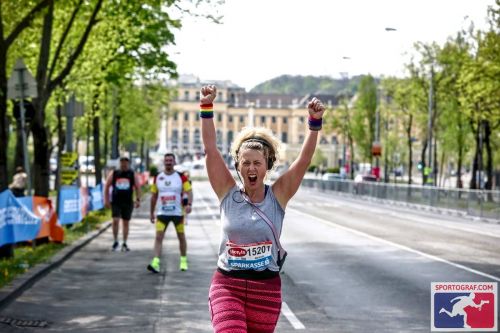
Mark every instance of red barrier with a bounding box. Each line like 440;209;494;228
32;196;64;243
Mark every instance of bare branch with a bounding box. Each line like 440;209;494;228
49;0;103;91
48;0;84;81
5;0;52;47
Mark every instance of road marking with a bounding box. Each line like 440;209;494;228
281;302;305;329
296;189;500;238
290;208;500;282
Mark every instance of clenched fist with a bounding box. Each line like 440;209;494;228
201;85;217;104
308;97;325;119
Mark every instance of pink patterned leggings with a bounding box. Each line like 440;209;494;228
208;271;282;333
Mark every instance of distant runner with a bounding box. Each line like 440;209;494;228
104;156;142;252
148;153;193;273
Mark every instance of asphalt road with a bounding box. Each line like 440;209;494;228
0;180;499;332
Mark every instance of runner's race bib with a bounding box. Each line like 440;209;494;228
160;195;176;212
226;241;273;270
115;178;131;190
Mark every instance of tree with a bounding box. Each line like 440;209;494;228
435;32;473;188
2;0;222;196
352;75;377;165
0;0;53;191
382;77;417;185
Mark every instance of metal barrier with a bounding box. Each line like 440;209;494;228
301;178;500;221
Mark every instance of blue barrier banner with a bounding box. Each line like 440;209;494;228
16;196;33;211
0;190;42;247
89;184;104;211
58;186;82;225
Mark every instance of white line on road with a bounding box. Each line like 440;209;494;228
290;208;500;282
298;188;500;238
281;302;305;329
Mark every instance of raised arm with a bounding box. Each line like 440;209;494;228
273;98;325;208
200;85;236;200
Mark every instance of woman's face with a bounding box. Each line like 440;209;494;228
238;148;267;190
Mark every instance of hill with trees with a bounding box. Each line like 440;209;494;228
249;74;366;96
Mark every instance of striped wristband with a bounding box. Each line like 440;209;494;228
200;103;214;118
308;117;323;131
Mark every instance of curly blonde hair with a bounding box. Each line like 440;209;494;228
231;127;281;171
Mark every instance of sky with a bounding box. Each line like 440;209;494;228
170;0;496;91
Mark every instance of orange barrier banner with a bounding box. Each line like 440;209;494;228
32;196;64;243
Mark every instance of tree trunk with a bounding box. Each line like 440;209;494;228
406;114;413;185
433;136;438;187
421;141;428;186
93;114;101;184
140;136;145;172
349;135;355;180
484;120;492;191
456;148;463;188
0;47;8;191
469;119;480;190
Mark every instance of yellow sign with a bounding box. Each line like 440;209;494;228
61;170;79;185
60;152;79;185
61;152;78;168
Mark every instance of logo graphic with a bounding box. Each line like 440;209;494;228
431;282;497;331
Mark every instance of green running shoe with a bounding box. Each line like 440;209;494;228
147;257;160;274
179;256;188;271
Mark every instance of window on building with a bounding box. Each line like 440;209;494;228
283;117;287;124
320;137;329;144
195;91;200;101
299;134;304;143
218;92;223;101
196;113;199;121
228;130;234;146
184;91;189;101
240;116;244;123
272;116;276;123
217;114;222;122
194;129;201;144
173;113;178;121
229;116;233;123
216;129;223;146
183;129;189;144
300;116;305;123
184;112;189;121
260;116;265;124
172;129;179;144
281;132;288;143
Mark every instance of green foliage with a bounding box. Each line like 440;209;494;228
149;165;159;177
352;75;377;161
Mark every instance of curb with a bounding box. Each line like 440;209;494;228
0;221;112;311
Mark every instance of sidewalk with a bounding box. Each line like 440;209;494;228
0;197;218;332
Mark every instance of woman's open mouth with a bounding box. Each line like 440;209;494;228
248;175;258;184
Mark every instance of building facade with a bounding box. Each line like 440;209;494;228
164;76;342;168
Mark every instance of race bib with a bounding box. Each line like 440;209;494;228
160;195;176;212
226;241;273;270
115;178;131;190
